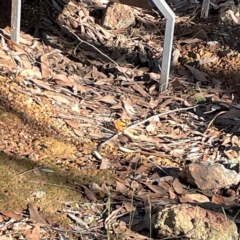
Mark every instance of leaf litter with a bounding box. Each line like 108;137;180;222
0;0;240;239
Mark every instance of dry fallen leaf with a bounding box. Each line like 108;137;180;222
179;193;210;203
25;224;40;240
64;119;80;130
185;64;210;82
98;95;117;105
83;186;98;201
100;157;111;169
172;178;184;195
28;203;48;225
1;211;23;221
123;201;136;212
120;96;136;116
40;55;51;79
53;74;73;87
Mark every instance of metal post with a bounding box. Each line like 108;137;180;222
152;0;175;92
11;0;22;43
201;0;210;18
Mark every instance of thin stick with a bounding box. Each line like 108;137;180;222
14;166;42;177
98;105;197;149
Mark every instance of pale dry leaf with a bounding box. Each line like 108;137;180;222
53;74;73;87
0;59;17;69
90;183;102;193
39;91;72;104
148;72;161;80
172;48;181;66
146;116;159;132
92;65;99;80
28;203;48;225
0;49;12;61
82;186;98;202
64;119;80;130
120;97;136;116
75;83;90;93
72;128;84;137
212;190;236;206
131;83;149;98
71;102;80;113
94;78;113;85
25;224;40;240
40;55;51;79
1;211;23;221
144;183;167;195
178;38;203;44
101;183;110;196
21;55;32;69
169;189;177;199
123;201;136;212
185;64;210;82
116;181;128;194
172;178;184;195
69;18;79;29
98;95;117;105
100;157;111;169
30;79;52;90
180;193;210;203
95;31;107;44
33;167;42;177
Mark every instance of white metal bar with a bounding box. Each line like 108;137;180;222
152;0;175;92
11;0;22;43
201;0;210;18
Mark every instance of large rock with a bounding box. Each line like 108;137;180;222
102;2;136;30
154;204;238;240
179;162;240;190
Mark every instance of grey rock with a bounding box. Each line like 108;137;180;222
179;162;240;190
154;204;238;240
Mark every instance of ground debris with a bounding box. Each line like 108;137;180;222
1;0;240;239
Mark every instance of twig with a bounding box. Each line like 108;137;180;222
98;105;197;149
14;166;42;177
204;110;227;132
147;159;169;175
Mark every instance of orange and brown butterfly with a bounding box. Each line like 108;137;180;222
114;119;129;132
